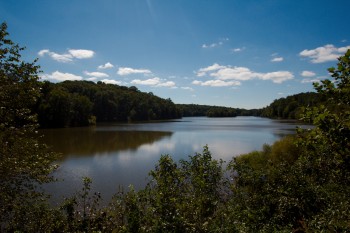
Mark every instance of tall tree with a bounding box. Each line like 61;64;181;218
0;22;58;231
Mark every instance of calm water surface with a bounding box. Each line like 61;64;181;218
41;117;310;203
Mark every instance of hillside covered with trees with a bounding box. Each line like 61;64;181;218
36;80;181;128
260;92;325;119
1;22;350;232
36;81;324;129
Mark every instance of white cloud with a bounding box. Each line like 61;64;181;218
181;87;194;91
210;67;258;81
98;62;114;69
101;79;122;85
38;49;95;63
157;81;176;87
202;43;219;49
117;67;152;76
41;71;83;81
38;49;50;56
231;47;246;52
196;63;226;77
195;63;294;85
50;53;73;63
301;78;321;84
131;77;176;88
271;57;284;62
192;80;241;87
301;71;316;77
68;49;94;59
84;71;109;78
260;71;294;84
300;44;350;63
131;77;159;85
202;38;229;49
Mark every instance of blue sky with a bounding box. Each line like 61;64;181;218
1;0;350;109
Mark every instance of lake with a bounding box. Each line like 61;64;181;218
41;116;310;203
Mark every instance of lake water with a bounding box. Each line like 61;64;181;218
41;116;310;203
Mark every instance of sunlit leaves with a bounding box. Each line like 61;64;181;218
0;22;58;231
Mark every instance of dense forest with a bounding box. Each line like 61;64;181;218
36;80;181;128
35;71;325;128
177;92;325;120
36;81;264;128
1;22;350;232
36;81;324;129
176;104;261;117
259;92;325;119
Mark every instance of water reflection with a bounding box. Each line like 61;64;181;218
41;117;312;204
40;127;173;158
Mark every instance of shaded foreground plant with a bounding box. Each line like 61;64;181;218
0;22;59;231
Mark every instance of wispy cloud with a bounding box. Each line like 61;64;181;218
301;71;316;77
38;50;73;63
117;67;152;76
192;79;241;87
299;44;350;63
181;86;194;91
301;78;322;84
202;38;229;49
68;49;94;59
231;47;246;53
101;79;122;85
259;71;294;83
38;49;95;63
196;63;226;77
98;62;114;69
84;71;109;78
41;71;83;81
271;57;284;62
131;77;176;88
194;63;294;86
38;49;50;57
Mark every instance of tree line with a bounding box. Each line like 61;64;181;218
259;92;325;119
1;22;350;232
177;92;326;120
36;80;181;128
36;81;267;128
176;104;261;118
36;83;324;129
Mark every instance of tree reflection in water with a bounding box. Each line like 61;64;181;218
39;127;173;158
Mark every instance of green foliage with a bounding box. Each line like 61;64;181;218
260;92;324;119
0;22;58;231
142;146;227;232
228;137;314;232
45;147;228;232
59;177;104;232
177;104;260;117
38;83;94;127
206;107;237;117
37;80;181;128
226;49;350;232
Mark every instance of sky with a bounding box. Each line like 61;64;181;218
1;0;350;109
